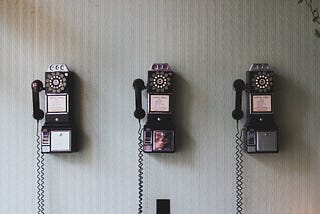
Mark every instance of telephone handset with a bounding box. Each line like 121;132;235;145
232;63;278;153
32;80;45;120
133;79;146;120
32;63;75;153
232;79;245;121
134;63;175;153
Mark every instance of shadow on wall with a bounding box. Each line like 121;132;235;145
72;72;92;163
242;70;314;212
174;71;194;154
249;72;312;175
276;73;311;173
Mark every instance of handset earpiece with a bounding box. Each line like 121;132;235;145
133;79;146;120
31;80;44;121
232;79;246;121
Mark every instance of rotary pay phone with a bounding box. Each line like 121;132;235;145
134;63;175;153
232;63;278;214
32;63;75;153
232;63;278;153
31;63;75;214
133;63;175;214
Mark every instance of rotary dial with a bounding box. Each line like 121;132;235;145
45;72;67;93
252;71;273;93
150;71;171;92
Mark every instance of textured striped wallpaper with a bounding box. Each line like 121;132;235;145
0;0;319;213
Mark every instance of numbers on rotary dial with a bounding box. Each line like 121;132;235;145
251;71;273;93
45;72;67;93
149;71;172;92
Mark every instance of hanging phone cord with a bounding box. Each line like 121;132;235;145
36;121;45;214
235;121;244;214
137;119;144;214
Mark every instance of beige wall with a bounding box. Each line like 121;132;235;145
0;0;319;213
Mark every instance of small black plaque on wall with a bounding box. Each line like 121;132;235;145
156;199;170;214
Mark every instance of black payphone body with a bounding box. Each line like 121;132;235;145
134;63;175;153
233;63;278;153
32;63;75;153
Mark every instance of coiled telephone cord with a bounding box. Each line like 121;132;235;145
137;120;144;214
235;121;244;214
36;121;45;214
